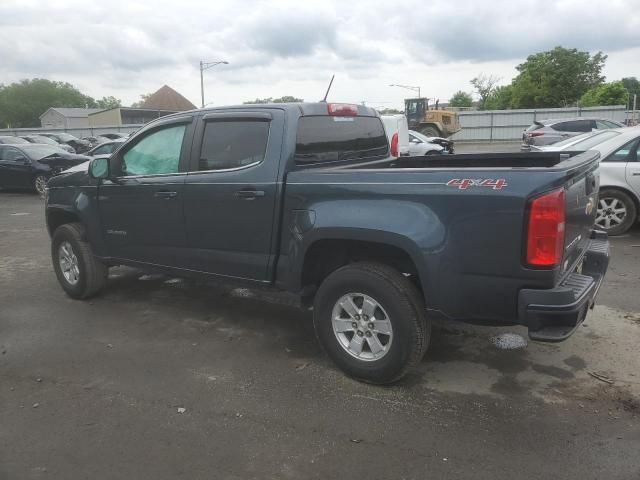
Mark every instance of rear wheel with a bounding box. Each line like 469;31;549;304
34;175;48;195
595;189;636;236
419;126;440;137
313;262;430;384
52;223;107;299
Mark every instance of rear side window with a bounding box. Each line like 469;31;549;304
295;116;388;164
553;120;590;132
199;120;269;171
603;138;640;162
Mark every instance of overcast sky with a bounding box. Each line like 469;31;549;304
1;0;639;109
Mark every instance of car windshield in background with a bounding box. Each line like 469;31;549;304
295;116;388;164
1;136;29;144
56;133;79;142
552;131;597;147
21;145;66;160
28;136;58;145
571;131;621;150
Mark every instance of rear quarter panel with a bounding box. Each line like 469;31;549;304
279;167;572;323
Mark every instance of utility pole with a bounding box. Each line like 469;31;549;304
199;60;229;108
389;84;421;98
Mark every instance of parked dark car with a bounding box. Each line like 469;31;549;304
86;139;125;156
20;134;76;153
522;117;625;148
40;132;91;154
0;144;89;194
99;132;129;140
0;135;30;145
46;102;609;384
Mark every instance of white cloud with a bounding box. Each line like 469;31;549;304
0;0;638;109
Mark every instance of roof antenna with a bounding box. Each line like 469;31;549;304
321;74;335;103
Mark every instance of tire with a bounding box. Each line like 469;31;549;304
419;126;440;137
596;189;637;236
51;223;107;299
34;175;48;195
313;262;430;384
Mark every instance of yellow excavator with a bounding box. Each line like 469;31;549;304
404;98;461;138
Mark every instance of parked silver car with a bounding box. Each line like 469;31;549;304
583;127;640;235
522;117;624;148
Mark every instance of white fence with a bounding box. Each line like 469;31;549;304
0;124;143;138
2;105;638;143
452;105;637;142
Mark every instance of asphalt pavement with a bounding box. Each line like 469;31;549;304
1;191;639;480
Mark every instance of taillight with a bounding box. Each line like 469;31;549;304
527;131;545;137
327;103;358;116
526;188;565;268
390;132;399;157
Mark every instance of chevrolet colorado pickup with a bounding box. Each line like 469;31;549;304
45;102;610;384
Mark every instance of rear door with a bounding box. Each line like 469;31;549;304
182;110;284;281
97;116;194;266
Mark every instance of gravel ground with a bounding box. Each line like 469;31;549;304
1;191;639;480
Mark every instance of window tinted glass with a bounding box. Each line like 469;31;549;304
0;136;29;144
29;136;57;145
199;120;269;171
295;116;388;164
553;120;590;132
596;120;612;129
604;120;620;128
603;138;640;162
0;147;24;162
122;125;185;176
93;144;112;155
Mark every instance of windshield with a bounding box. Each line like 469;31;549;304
552;131;596;147
1;136;29;144
570;131;621;150
29;135;58;145
56;133;79;142
21;145;67;160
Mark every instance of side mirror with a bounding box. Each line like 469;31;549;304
89;157;110;179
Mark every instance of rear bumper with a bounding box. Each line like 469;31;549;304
518;230;609;342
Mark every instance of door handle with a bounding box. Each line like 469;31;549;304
234;189;265;199
154;191;178;199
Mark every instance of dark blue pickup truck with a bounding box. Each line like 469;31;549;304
45;102;609;383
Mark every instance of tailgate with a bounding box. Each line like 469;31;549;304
562;165;599;271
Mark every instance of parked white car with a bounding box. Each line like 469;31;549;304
583;127;640;235
532;130;621;152
380;115;410;157
407;130;445;155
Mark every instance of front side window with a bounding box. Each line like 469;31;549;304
198;120;269;171
121;125;186;176
0;147;25;162
603;138;640;163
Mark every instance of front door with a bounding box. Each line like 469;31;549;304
182;110;284;281
97;118;194;267
624;138;640;197
0;146;33;188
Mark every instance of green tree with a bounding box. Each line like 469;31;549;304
484;85;514;110
448;90;473;108
243;96;303;104
579;81;628;107
377;108;402;115
470;74;500;110
509;47;606;108
130;93;152;108
0;78;96;128
95;96;122;109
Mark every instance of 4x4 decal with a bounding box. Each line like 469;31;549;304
446;179;508;190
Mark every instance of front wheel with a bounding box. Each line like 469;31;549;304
313;262;430;384
34;175;48;195
595;189;637;236
52;223;107;299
